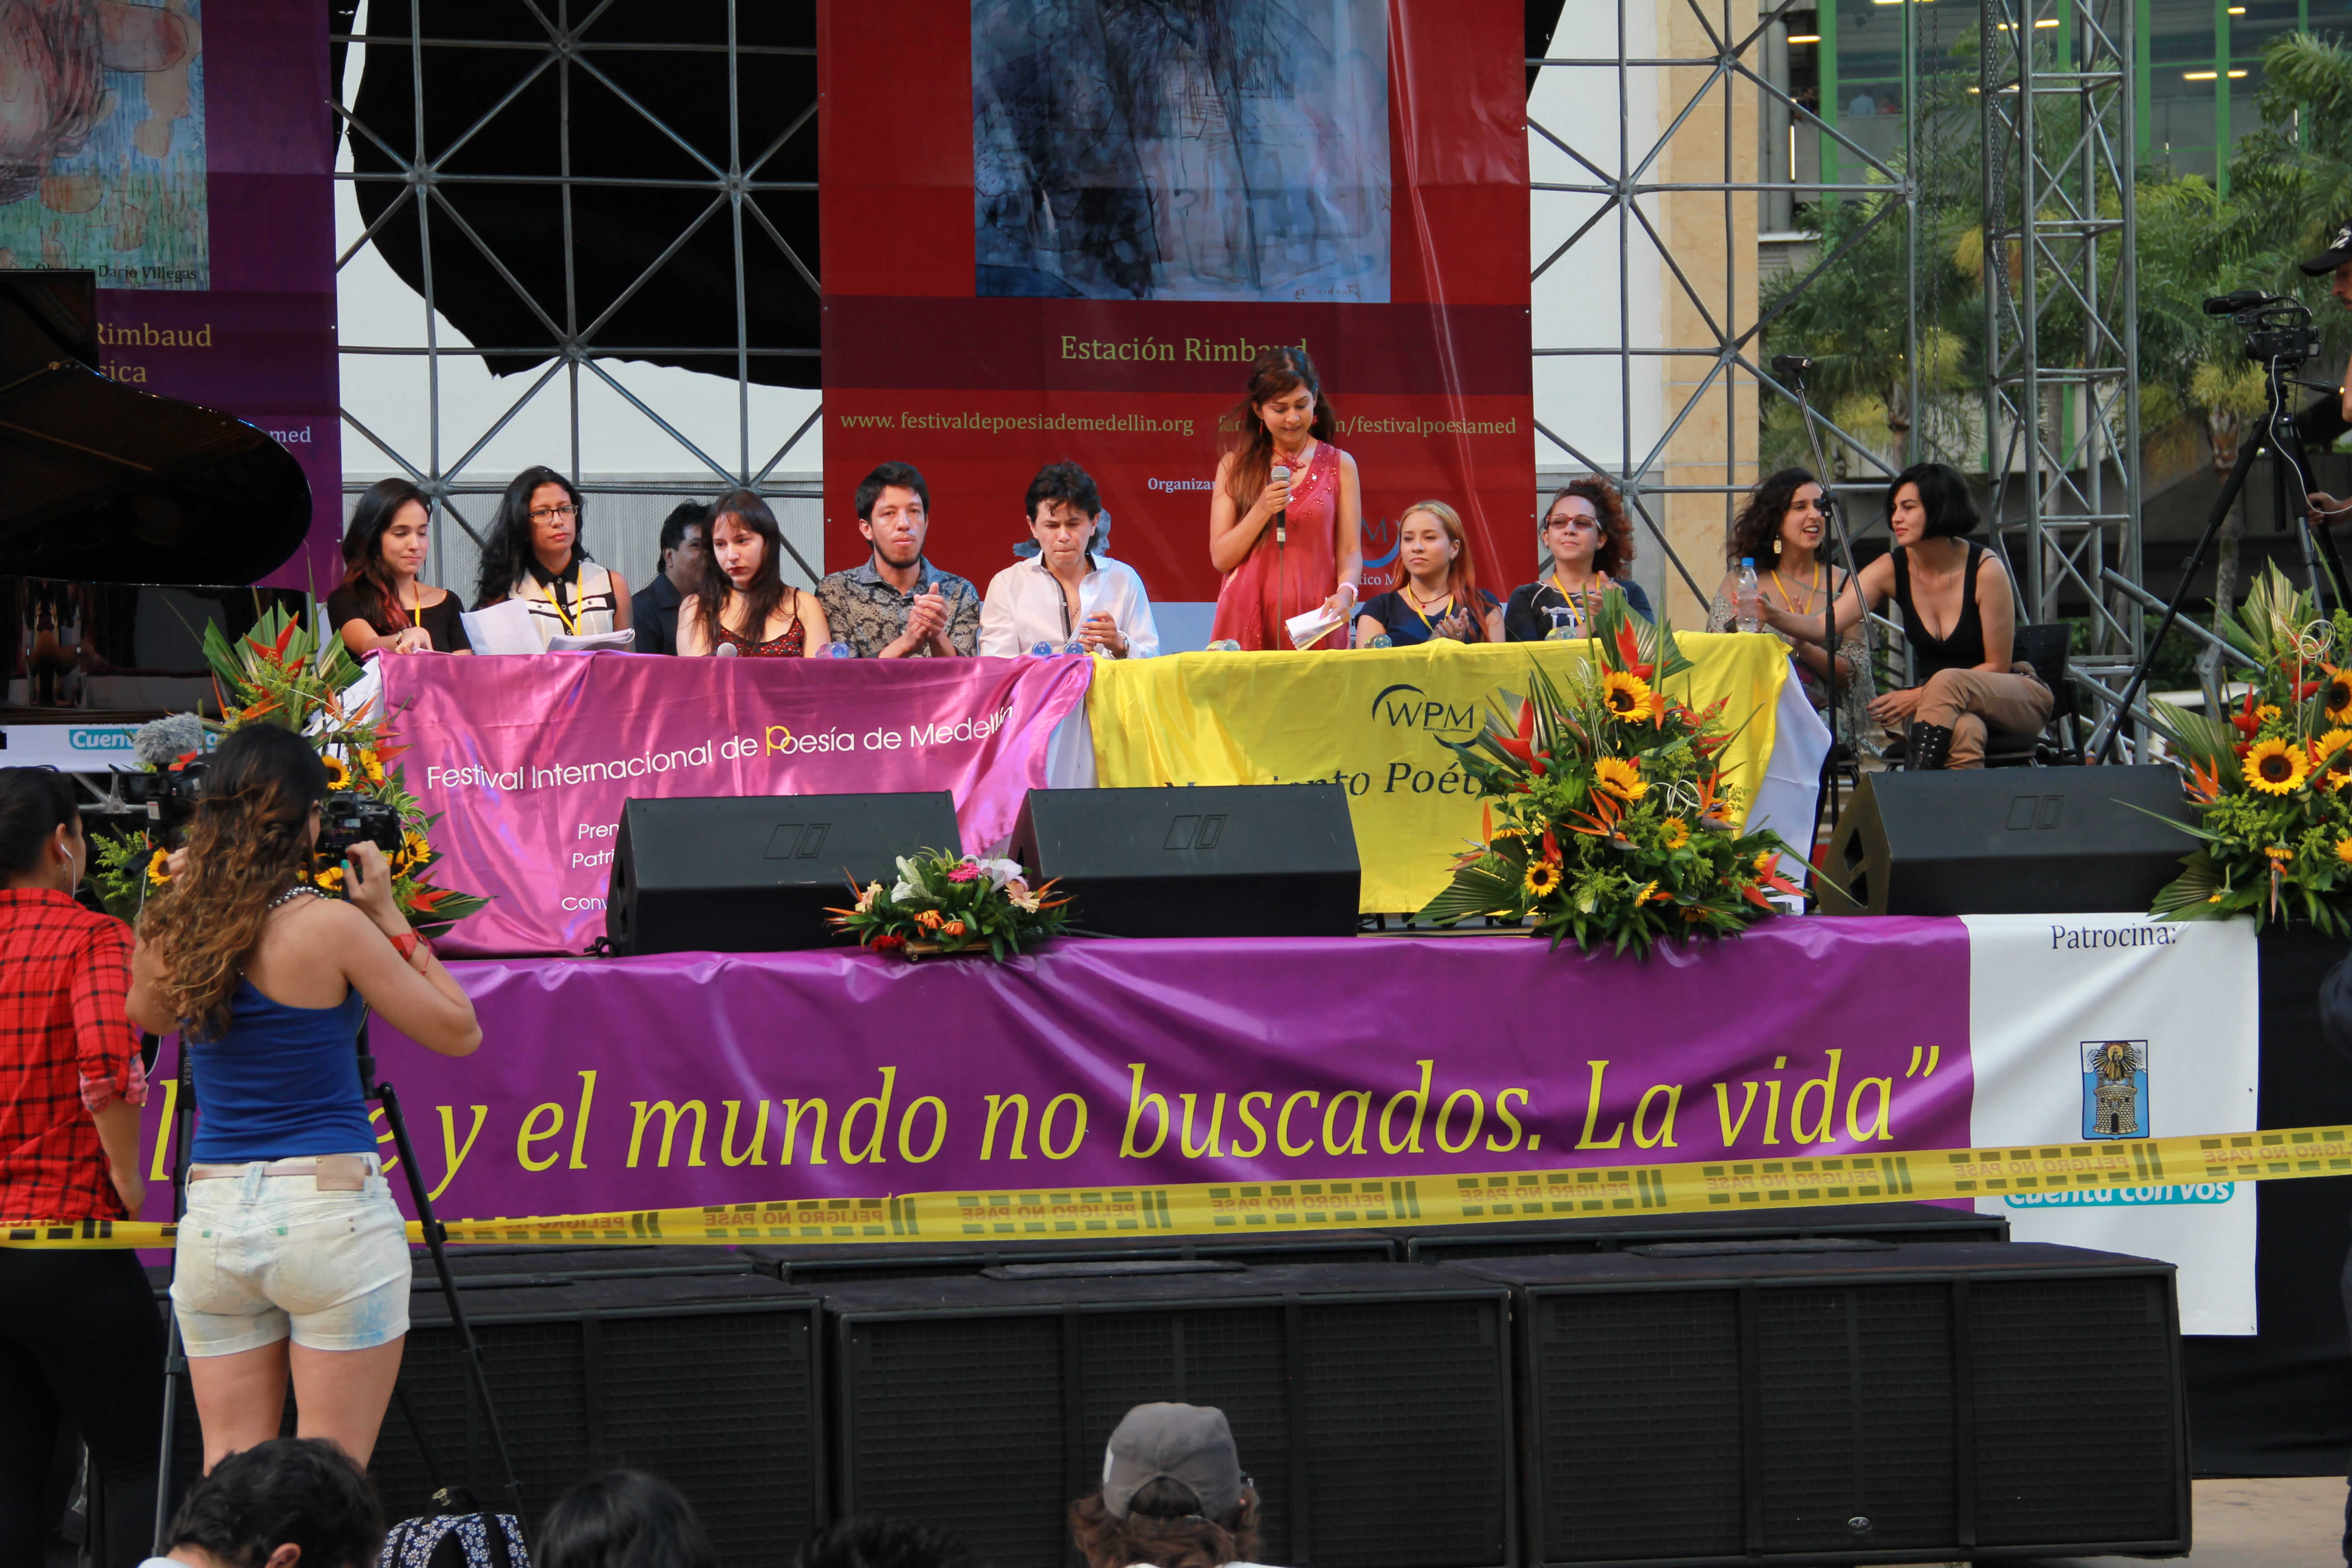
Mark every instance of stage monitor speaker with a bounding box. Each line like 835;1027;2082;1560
1816;765;2191;916
1009;784;1360;936
742;1229;1396;1286
608;790;958;955
1461;1242;2187;1566
1393;1200;2007;1263
824;1263;1513;1568
424;1244;768;1289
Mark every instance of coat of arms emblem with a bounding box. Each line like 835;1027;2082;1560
2081;1040;2149;1140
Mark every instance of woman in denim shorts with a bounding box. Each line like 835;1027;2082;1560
129;726;481;1470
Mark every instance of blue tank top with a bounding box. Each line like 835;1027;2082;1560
188;980;374;1162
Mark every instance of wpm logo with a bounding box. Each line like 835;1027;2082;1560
1369;682;1479;737
2080;1039;2148;1140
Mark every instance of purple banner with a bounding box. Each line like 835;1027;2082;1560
0;0;341;588
380;652;1095;956
137;923;1974;1223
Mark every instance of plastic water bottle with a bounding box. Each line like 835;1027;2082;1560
1029;641;1056;657
1366;633;1393;649
1735;558;1763;633
1063;639;1088;657
1543;603;1580;642
1207;639;1242;652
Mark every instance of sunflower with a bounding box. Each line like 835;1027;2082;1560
2256;703;2283;727
358;748;385;784
1600;671;1654;721
1635;880;1663;905
1524;862;1563;897
2328;666;2352;720
313;865;345;893
146;848;172;887
2337;837;2352;867
2244;736;2308;795
2318;730;2352;790
1592;757;1647;800
2266;844;2294;864
1661;816;1690;851
1681;906;1708;923
321;755;351;789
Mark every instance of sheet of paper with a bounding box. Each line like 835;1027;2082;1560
547;628;634;653
1285;604;1348;650
459;598;543;655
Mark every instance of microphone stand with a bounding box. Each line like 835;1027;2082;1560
1776;356;1868;897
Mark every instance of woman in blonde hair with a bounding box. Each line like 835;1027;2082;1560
1352;500;1502;646
128;725;480;1470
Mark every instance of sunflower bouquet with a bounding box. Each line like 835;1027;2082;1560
828;850;1070;960
2149;565;2352;935
1417;591;1804;955
91;600;489;937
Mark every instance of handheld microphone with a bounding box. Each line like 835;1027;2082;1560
1770;353;1815;378
2204;289;2274;315
714;641;738;658
1270;463;1291;543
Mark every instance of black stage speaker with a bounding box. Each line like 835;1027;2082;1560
372;1275;823;1563
824;1262;1512;1568
607;791;958;954
1816;765;2191;916
1009;784;1360;936
1392;1200;2006;1263
744;1229;1395;1286
1460;1241;2188;1566
424;1244;768;1288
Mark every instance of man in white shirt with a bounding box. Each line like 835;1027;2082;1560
980;462;1160;658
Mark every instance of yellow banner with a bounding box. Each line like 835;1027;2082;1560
13;1125;2334;1249
1084;635;1790;914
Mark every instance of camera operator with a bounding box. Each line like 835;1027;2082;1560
127;725;481;1472
0;767;163;1568
2297;223;2352;525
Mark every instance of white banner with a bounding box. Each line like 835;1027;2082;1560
1966;911;2260;1333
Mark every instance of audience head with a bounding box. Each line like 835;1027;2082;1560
340;478;433;621
657;501;711;591
157;1437;383;1568
537;1470;718;1568
1728;468;1825;566
1887;461;1978;545
0;766;82;893
1220;346;1336;506
794;1516;985;1568
1025;461;1102;572
475;465;588;608
1543;475;1635;578
1395;499;1479;602
1070;1402;1262;1568
855;462;932;571
137;723;331;1038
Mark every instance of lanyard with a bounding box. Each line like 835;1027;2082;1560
1547;573;1595;622
1405;588;1454;632
541;573;582;637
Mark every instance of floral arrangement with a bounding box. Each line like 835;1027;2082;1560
1416;591;1804;954
89;601;489;936
2148;564;2352;935
828;850;1069;960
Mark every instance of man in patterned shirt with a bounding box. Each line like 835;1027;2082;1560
818;461;981;657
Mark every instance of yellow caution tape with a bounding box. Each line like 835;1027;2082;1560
9;1125;2342;1250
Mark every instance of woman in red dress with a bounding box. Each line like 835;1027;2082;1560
1208;348;1363;649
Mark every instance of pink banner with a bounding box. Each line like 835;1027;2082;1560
380;653;1094;956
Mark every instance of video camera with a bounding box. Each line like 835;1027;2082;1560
123;763;207;829
2205;290;2325;365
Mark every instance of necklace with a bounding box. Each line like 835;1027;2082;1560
268;882;329;910
1769;564;1823;614
1406;581;1452;611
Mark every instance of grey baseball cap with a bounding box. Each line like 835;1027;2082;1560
2301;219;2352;275
1101;1403;1247;1520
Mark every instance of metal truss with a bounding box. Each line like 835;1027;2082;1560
1528;0;1920;611
330;2;823;583
1980;0;2143;731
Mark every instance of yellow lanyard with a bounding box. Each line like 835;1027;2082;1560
1405;588;1454;631
541;572;583;637
1769;565;1823;615
1548;572;1595;622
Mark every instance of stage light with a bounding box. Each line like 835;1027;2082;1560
1788;33;1821;42
2228;69;2248;77
2184;70;2218;79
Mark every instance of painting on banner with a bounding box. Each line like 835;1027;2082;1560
819;0;1533;612
1963;913;2260;1335
0;0;339;589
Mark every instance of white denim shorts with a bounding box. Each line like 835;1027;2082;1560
170;1156;411;1356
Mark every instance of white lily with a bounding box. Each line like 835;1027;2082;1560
977;857;1024;889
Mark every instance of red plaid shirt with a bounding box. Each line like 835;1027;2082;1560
0;889;145;1221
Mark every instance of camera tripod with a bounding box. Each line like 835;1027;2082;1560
2095;293;2348;761
151;1014;524;1547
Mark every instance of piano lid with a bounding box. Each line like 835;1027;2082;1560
0;270;311;587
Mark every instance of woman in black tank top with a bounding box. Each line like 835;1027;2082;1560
1758;463;2050;769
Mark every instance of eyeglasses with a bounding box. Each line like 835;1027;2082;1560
1546;513;1602;533
530;503;579;523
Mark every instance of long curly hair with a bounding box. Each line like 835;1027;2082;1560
473;466;588;609
1069;1480;1263;1568
1218;347;1336;514
1545;475;1636;578
137;726;329;1039
1728;467;1822;566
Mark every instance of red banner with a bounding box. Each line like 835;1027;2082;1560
818;0;1532;608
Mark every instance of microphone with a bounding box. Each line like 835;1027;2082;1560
1770;353;1815;378
2204;289;2274;316
1270;463;1290;543
714;641;738;658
